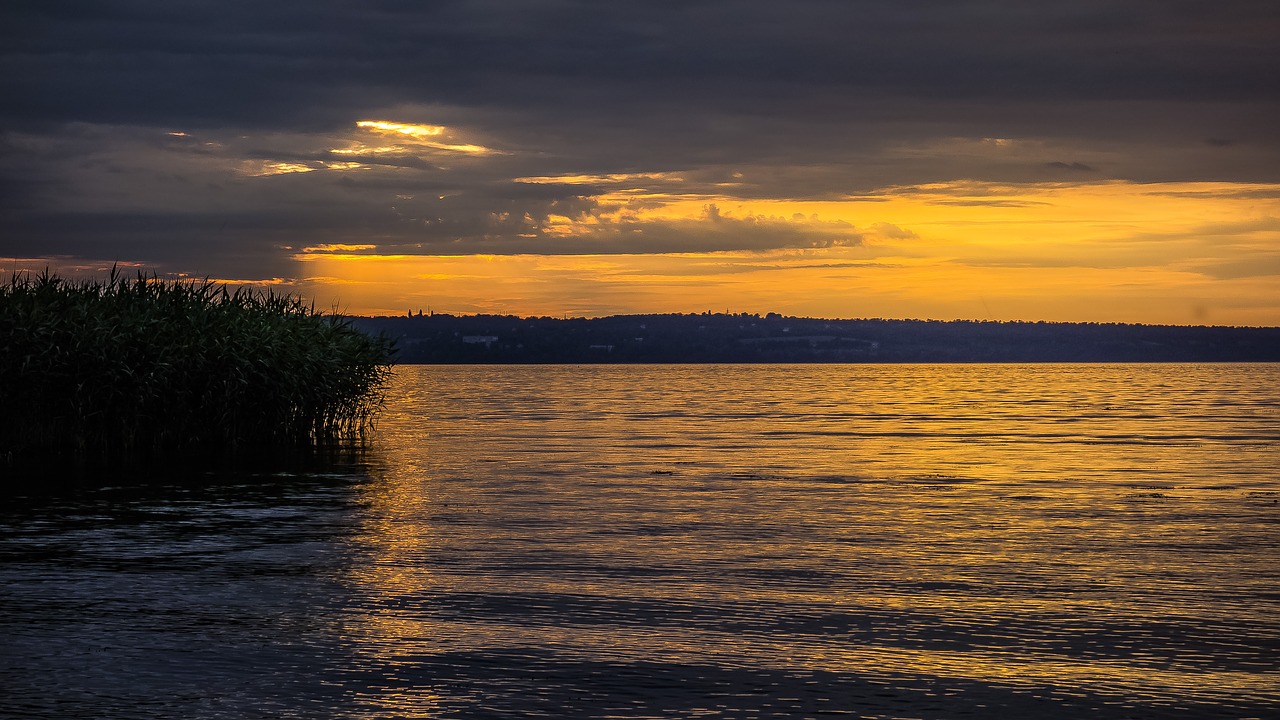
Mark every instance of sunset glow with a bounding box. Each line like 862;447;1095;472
4;2;1275;326
293;180;1280;324
5;4;1280;717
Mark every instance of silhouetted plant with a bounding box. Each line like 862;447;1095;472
1;269;395;474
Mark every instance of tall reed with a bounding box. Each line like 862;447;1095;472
1;269;395;474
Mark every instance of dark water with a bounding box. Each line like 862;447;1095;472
3;364;1278;719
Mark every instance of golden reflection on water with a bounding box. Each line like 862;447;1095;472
344;364;1279;713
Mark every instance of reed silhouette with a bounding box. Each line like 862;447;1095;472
1;269;394;475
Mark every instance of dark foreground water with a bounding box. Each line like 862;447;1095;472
3;364;1278;719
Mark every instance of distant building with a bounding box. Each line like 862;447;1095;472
462;335;499;347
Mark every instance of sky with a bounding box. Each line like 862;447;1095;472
2;1;1278;324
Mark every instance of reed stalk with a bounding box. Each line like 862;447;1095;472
1;269;395;476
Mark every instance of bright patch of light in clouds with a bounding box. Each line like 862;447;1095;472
301;244;379;254
354;119;494;155
515;172;686;185
355;120;446;137
246;161;318;176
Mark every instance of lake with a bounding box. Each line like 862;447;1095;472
2;364;1278;718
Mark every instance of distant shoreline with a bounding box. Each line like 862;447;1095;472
386;360;1280;365
350;313;1280;364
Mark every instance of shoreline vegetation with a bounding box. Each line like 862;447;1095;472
354;312;1280;364
1;270;395;479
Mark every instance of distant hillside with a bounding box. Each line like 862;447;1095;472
349;313;1280;364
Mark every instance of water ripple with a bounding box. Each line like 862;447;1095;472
2;363;1277;718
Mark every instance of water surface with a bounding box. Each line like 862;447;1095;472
3;364;1278;718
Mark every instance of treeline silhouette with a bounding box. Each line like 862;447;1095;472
352;312;1280;363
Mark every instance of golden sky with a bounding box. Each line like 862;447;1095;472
295;168;1279;324
4;3;1277;325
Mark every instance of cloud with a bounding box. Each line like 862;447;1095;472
1046;161;1097;173
870;223;918;240
1188;255;1280;280
362;198;865;255
1;1;1277;323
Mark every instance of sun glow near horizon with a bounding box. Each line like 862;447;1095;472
7;178;1274;325
290;179;1280;325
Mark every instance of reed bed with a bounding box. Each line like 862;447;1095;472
1;270;395;474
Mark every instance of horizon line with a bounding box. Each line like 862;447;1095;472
349;311;1280;331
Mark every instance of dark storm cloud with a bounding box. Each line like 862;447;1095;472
2;0;1277;273
7;0;1276;126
